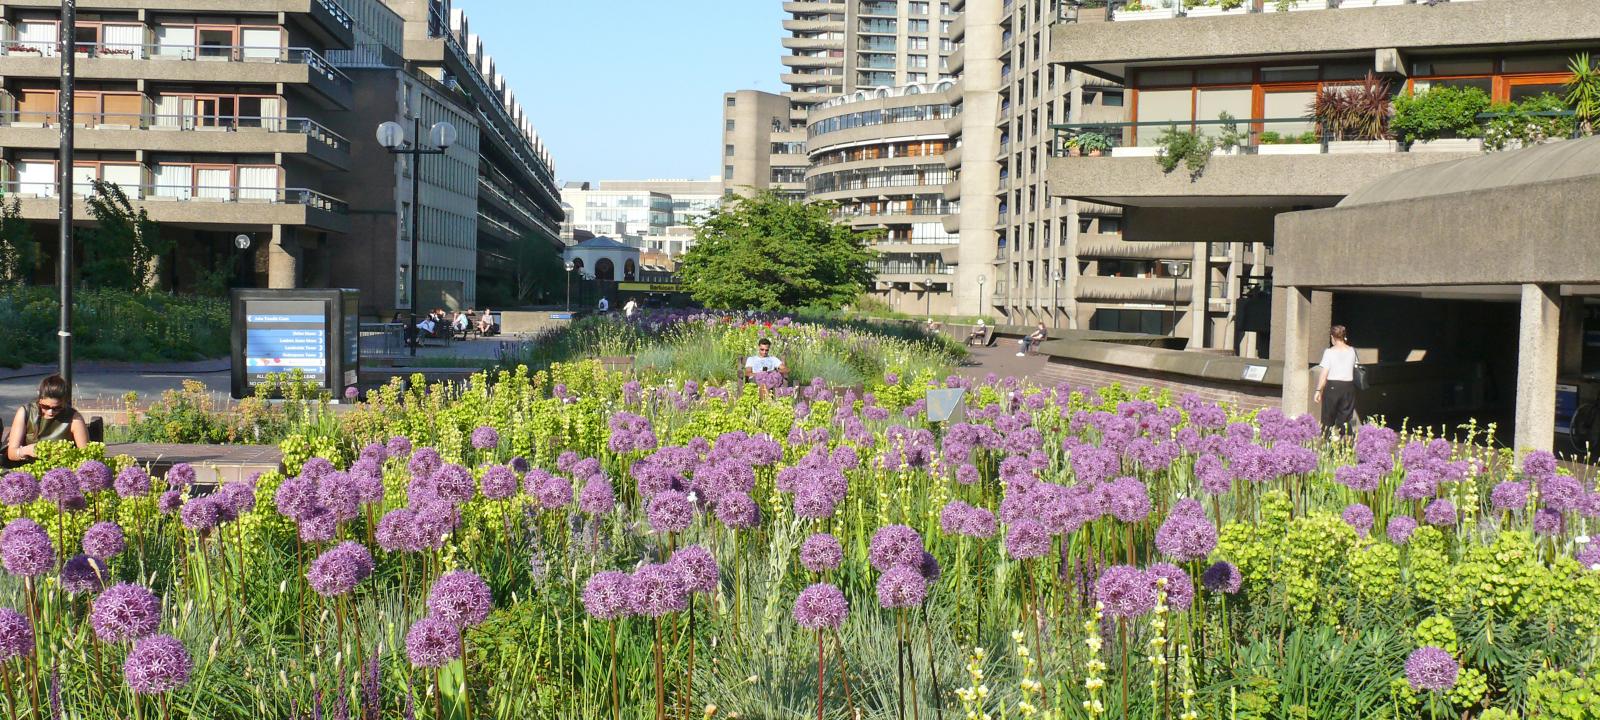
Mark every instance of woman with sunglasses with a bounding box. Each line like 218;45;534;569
5;374;88;464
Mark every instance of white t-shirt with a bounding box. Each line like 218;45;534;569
624;300;637;317
745;355;781;373
598;298;610;312
1319;345;1357;382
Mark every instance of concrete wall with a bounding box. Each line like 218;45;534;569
952;0;1002;317
1047;152;1474;207
1036;355;1281;412
723;90;793;196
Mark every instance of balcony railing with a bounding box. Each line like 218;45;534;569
314;0;355;32
1;180;347;213
1073;0;1482;23
0;111;349;153
0;42;352;89
1050;110;1579;157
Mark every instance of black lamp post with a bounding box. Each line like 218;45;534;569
564;260;574;311
924;277;934;318
377;117;456;356
58;0;77;394
1052;269;1064;328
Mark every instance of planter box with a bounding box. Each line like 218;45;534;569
1411;138;1483;153
1271;0;1327;11
1114;3;1181;21
1257;143;1324;155
1327;140;1398;154
1110;146;1162;158
1338;0;1405;7
1185;5;1250;17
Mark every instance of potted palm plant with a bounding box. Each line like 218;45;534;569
1565;52;1600;137
1075;131;1113;157
1313;73;1397;154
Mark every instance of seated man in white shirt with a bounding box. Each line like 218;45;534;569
742;338;788;381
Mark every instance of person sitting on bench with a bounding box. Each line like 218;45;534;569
1019;323;1048;356
742;338;789;383
6;375;88;465
967;319;987;346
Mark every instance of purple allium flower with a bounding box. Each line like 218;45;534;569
1386;516;1418;546
179;496;223;533
60;554;108;594
1490;482;1528;512
375;509;419;553
90;583;161;643
479;465;518;501
917;550;942;582
1;519;54;577
1533;508;1564;536
556;451;579;473
0;471;41;506
410;500;457;549
82;522;126;559
876;566;928;609
0;608;32;662
1521;450;1558;481
670;546;720;595
646;490;694;534
940;501;974;536
627;563;689;617
534;476;574;511
793;583;848;630
793;483;839;520
405;618;460;669
1342;504;1375;538
153;489;181;515
1405;647;1459;692
431;464;475;504
359;442;388;464
306;542;375;597
1334;463;1383;493
386;436;413;459
124;634;191;695
1539;474;1585;513
868;525;925;572
715;491;761;528
427;570;492;628
582;571;632;620
578;475;617;515
1096;565;1155;619
1105;478;1152;524
39;469;82;507
800;533;844;573
470;426;500;451
509;456;532;475
1004;520;1051;560
407;448;442;483
297;508;338;544
274;476;318;521
166;463;197;488
1147;562;1194;611
219;480;258;516
1423;499;1457;527
1201;561;1242;594
347;461;385;506
77;461;113;494
1155;508;1218;561
1576;543;1600;570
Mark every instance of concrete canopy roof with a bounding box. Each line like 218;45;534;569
1274;136;1600;292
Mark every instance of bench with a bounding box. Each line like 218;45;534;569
965;325;993;347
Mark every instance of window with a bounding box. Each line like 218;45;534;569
908;54;928;69
725;144;735;157
909;2;930;14
909;19;929;33
724;165;733;180
908;72;927;83
908;37;929;50
725;119;735;131
726;96;736;107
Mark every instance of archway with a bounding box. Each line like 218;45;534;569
624;259;636;281
594;257;615;281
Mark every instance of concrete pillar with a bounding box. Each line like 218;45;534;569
1514;283;1561;454
1281;285;1315;417
267;225;299;289
952;0;1003;317
1189;243;1207;349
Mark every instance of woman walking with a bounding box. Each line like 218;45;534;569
1313;325;1359;434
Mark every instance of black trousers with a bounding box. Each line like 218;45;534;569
1321;380;1358;432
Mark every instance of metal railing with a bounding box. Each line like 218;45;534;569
0;41;351;87
0;111;349;153
314;0;355;32
0;180;349;212
1055;0;1486;24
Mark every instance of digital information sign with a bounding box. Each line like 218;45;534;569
243;300;328;386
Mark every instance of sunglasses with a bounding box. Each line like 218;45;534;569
37;402;64;415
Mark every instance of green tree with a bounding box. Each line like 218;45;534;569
80;180;169;292
512;233;565;306
0;196;37;284
678;191;877;311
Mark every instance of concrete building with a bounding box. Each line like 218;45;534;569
805;82;960;314
1033;0;1600;450
722;89;806;199
596;177;723;228
561;178;723;258
560;182;673;238
0;0;359;291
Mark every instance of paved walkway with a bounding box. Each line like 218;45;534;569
956;343;1051;381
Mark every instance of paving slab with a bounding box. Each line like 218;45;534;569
108;443;283;485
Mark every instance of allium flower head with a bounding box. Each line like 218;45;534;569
1533;507;1564;536
715;490;760;528
1341;504;1375;538
107;466;148;499
793;583;848;630
407;448;442;482
627;563;689;617
1105;477;1152;523
91;583;162;643
1147;562;1193;611
1521;450;1557;481
479;465;518;501
1096;565;1155;619
1154;508;1217;561
1;518;54;577
470;426;500;450
77;460;113;494
646;490;695;534
306;542;375;597
876;566;928;609
179;496;223;533
1423;499;1457;527
405;617;460;669
375;508;420;553
1490;481;1528;512
1576;543;1600;570
124;634;191;695
669;545;720;595
39;468;83;507
1539;474;1585;513
1201;561;1242;594
166;463;197;488
431;464;475;504
61;554;109;594
800;533;844;573
0;608;33;662
578;475;616;515
1387;516;1418;545
156;490;183;515
868;525;925;572
273;476;318;521
82;522;126;559
1004;520;1051;560
386;435;413;459
427;570;492;628
582;571;632;620
0;471;40;506
1404;647;1459;692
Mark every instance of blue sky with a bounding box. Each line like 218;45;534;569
459;0;785;184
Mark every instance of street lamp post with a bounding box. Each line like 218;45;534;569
977;274;987;319
1051;269;1063;328
377;117;456;356
1159;260;1191;337
924;277;934;318
564;260;574;311
58;0;78;394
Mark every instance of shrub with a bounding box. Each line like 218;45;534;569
1391;86;1493;144
0;286;229;368
1484;93;1577;151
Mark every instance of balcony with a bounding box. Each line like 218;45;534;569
782;72;844;86
783;18;845;32
942;213;961;234
859;2;898;16
782;36;841;51
947;46;965;74
1046;115;1506;207
0;42;352;109
0;111;350;170
1;177;348;232
1076;238;1193;261
1103;0;1486;25
785;1;846;12
782;55;843;68
949;13;966;41
1053;0;1598;81
1076;275;1193;304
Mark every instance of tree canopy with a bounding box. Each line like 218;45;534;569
677;191;877;311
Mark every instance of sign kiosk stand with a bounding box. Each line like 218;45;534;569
231;289;361;399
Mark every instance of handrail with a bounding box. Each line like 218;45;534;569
313;0;355;32
0;111;350;150
0;181;348;212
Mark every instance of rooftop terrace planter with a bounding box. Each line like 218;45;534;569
1184;0;1250;17
1327;139;1400;154
1411;138;1484;153
1113;1;1181;21
1337;0;1406;7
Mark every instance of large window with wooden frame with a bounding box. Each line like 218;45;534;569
1128;54;1585;145
152;162;280;201
153;92;285;129
152;21;283;61
9;89;144;127
5;157;142;197
73;20;147;57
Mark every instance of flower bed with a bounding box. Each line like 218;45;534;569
0;349;1596;718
